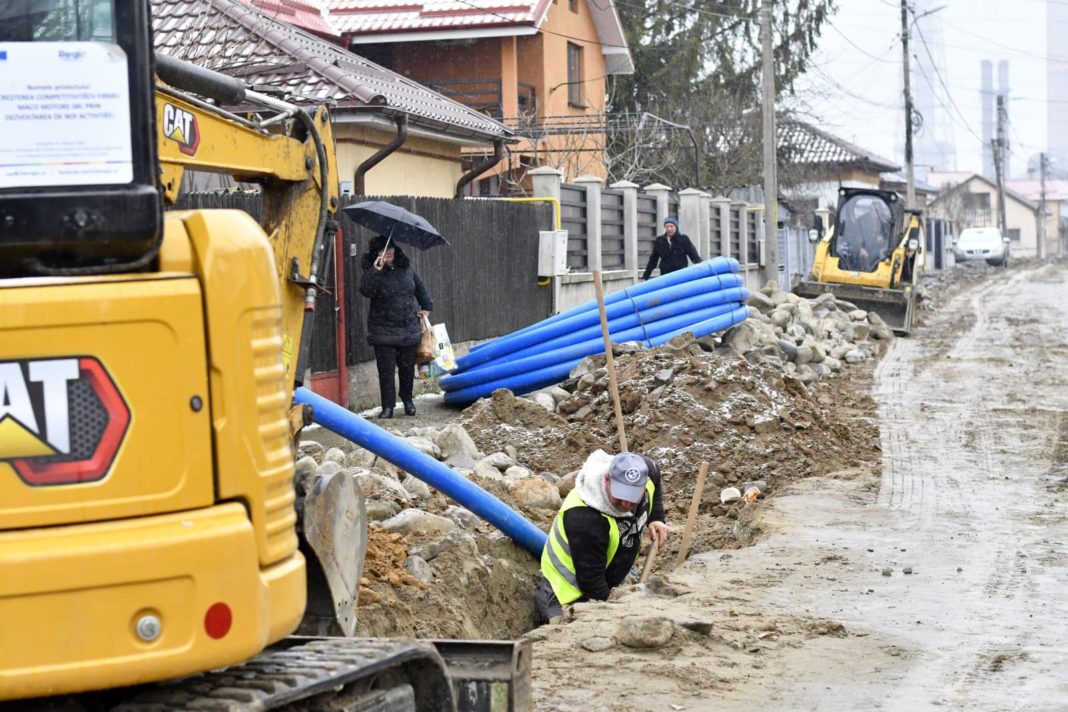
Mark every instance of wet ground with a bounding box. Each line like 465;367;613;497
526;262;1068;711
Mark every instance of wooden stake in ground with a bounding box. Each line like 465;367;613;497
676;461;711;566
639;541;659;583
593;270;628;452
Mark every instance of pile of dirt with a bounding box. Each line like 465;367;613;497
462;333;881;570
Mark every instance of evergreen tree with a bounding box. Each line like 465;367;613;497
607;0;835;191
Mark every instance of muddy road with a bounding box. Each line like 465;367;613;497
528;263;1068;711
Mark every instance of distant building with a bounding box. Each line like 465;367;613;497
778;118;901;211
153;0;513;198
314;0;635;192
928;174;1042;257
1007;178;1068;255
1049;0;1068;170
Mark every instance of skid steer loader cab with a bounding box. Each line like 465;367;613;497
794;187;924;335
0;0;160;276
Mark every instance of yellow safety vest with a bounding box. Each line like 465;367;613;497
540;478;656;605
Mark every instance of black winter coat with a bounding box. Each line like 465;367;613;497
642;232;701;280
359;247;433;347
564;457;665;602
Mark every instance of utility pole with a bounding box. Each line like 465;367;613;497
900;0;915;209
993;94;1008;238
760;0;779;287
1039;152;1048;259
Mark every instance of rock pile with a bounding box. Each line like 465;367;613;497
727;282;893;385
294;419;571;640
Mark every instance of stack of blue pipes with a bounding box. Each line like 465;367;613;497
439;257;753;406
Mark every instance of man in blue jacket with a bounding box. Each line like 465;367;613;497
642;216;701;281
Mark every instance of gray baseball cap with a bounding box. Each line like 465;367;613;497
608;452;650;503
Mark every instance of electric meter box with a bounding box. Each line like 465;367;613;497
538;230;569;277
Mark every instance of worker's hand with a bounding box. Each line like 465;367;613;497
417;310;430;319
646;521;669;549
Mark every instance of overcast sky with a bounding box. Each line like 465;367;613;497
791;0;1050;180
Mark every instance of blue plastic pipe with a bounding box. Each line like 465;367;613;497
486;286;749;368
454;272;745;372
443;304;752;405
294;387;548;558
440;301;742;392
494;257;740;342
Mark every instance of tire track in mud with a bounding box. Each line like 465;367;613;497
872;264;1068;709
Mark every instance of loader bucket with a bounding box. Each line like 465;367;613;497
298;470;368;637
793;280;916;335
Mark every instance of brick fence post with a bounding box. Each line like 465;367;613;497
678;188;704;257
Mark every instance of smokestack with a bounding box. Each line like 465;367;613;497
981;60;994;178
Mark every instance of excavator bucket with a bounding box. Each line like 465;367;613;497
298;470;368;637
793;279;917;335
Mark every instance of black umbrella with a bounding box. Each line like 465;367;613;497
342;200;449;255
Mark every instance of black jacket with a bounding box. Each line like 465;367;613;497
359;247;433;347
642;232;701;280
564;456;665;602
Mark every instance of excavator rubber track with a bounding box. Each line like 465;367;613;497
112;638;458;711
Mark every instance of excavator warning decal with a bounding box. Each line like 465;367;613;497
162;103;200;156
0;357;130;486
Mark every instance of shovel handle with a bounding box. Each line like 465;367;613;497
639;541;659;583
676;461;710;566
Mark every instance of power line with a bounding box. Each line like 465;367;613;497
911;15;984;144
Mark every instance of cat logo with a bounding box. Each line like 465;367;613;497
162;103;200;156
0;357;130;486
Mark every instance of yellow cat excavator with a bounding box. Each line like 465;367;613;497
793;187;925;334
0;1;525;708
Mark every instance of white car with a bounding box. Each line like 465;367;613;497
954;227;1010;267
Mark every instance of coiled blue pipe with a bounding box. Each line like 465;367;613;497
294;387;548;558
485;285;749;369
441;300;742;392
443;304;751;405
455;273;745;371
479;257;740;346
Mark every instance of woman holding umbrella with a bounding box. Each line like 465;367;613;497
359;235;433;418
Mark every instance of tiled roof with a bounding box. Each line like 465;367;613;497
152;0;512;140
241;0;340;37
779;119;900;174
326;0;549;35
325;0;634;74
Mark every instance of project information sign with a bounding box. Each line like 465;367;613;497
0;42;133;189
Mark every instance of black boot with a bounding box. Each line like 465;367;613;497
378;407;394;419
403;400;416;416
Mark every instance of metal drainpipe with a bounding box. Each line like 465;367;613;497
454;141;504;198
355;114;408;195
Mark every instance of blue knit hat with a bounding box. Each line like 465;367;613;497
664;216;679;229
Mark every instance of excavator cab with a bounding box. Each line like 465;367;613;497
795;187;925;334
0;0;161;276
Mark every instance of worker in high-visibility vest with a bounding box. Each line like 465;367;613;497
536;450;669;622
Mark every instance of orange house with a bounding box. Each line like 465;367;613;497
321;0;634;192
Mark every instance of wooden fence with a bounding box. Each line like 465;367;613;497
173;192;553;372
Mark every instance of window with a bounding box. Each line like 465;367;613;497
1007;228;1021;242
962;193;991;211
568;0;577;12
567;42;584;107
0;0;115;42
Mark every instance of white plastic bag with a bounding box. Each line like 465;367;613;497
417;322;456;379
